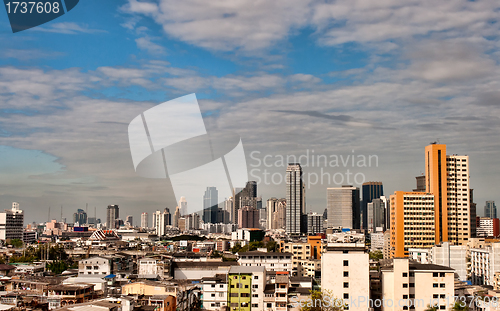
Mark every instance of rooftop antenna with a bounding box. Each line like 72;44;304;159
48;206;51;222
60;205;63;222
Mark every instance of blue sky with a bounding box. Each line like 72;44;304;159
1;0;500;224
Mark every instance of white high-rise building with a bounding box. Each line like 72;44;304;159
446;155;470;245
141;212;148;229
286;163;305;234
153;209;170;236
327;186;360;229
0;202;24;241
179;197;187;216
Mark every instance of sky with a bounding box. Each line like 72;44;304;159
1;0;500;224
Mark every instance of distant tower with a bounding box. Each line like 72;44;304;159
203;187;218;224
179;197;187;216
106;205;119;229
485;201;497;219
141;212;148;229
361;182;383;229
285;163;306;234
126;215;133;227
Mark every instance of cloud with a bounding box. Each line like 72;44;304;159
36;22;106;34
135;36;167;54
0;49;64;60
122;0;313;51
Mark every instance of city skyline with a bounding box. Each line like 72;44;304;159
1;1;500;224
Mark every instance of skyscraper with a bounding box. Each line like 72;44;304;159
173;206;181;228
286;163;305;234
203;187;218;224
361;181;383;229
425;143;470;245
153;208;171;236
125;215;133;227
141;212;148;229
485;201;497;219
238;206;259;229
179;197;187;216
327;186;360;229
106;205;119;229
73;208;87;226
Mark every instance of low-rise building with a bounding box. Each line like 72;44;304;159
381;258;455;311
238;251;293;274
201;274;227;310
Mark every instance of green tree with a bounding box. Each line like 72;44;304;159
266;240;278;252
231;243;242;253
299;290;344;311
8;239;23;248
425;305;438;311
47;261;69;274
369;250;383;261
452;301;469;311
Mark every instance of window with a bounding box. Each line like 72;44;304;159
440;294;445;299
254;275;258;279
433;272;439;277
409;272;414;277
440;283;445;288
343;250;349;254
219;285;223;288
251;304;258;308
252;294;258;298
344;293;349;299
433;294;439;299
219;293;224;297
343;260;349;266
344;271;349;277
402;272;408;277
403;306;408;310
433;283;438;288
211;284;215;288
343;282;349;288
403;283;408;288
403;295;408;299
211;293;215;297
440;306;445;310
245;285;249;288
439;272;445;277
252;285;258;289
409;283;415;287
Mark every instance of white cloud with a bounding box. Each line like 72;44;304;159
36;22;105;34
135;36;167;54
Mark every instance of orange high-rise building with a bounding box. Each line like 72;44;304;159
424;143;448;244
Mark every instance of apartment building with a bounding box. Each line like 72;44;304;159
381;258;455;311
228;266;266;311
469;243;500;286
237;251;293;274
78;256;112;276
321;242;370;311
201;274;227;311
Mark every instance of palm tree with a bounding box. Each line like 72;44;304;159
452;300;469;311
425;304;438;311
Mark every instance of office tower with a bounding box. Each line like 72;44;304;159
307;212;323;235
217;207;229;224
106;205;119;229
323;208;327;219
87;217;96;225
185;213;200;230
238;206;259;229
425;143;470;245
286;163;306;234
0;202;24;241
258;208;266;230
125;215;133;227
361;181;383;229
390;191;435;258
485;201;497;219
327;186;360;229
173;206;181;228
369;197;388;231
153;208;171;236
141;212;148;229
266;198;278;230
224;197;234;223
470;189;477;237
267;198;287;230
179;197;187;216
413;175;426;192
73;208;87;226
232;187;243;224
203;187;218;224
